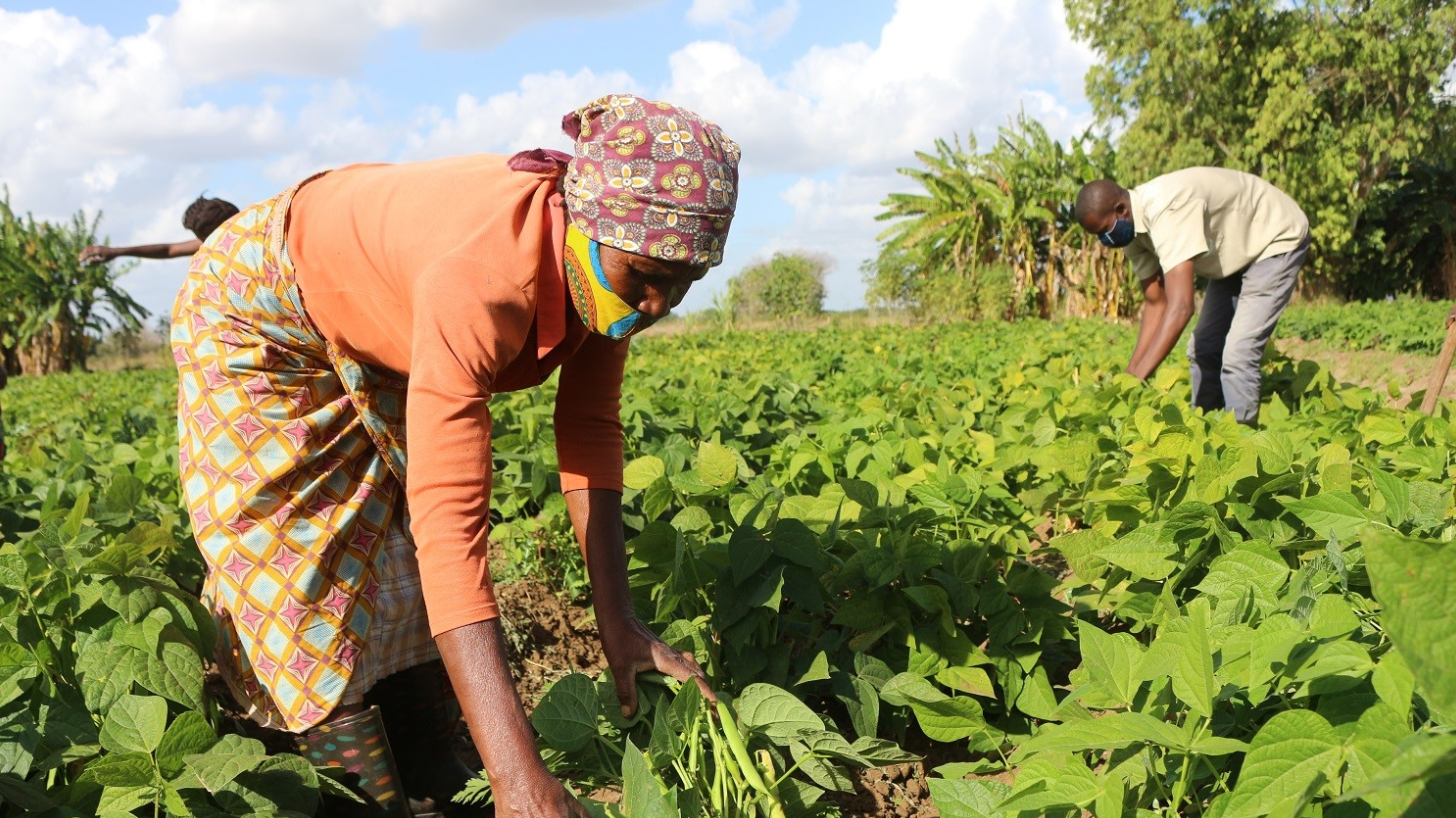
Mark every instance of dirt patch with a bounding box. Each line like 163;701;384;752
1275;337;1441;408
831;762;940;818
495;579;605;712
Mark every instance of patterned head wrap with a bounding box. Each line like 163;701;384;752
561;94;741;267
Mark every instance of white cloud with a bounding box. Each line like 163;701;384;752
159;0;662;82
0;9;286;226
262;82;401;185
669;0;1097;308
1;0;1099;321
401;69;641;161
686;0;800;46
377;0;663;50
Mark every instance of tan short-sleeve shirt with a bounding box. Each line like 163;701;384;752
1124;167;1309;282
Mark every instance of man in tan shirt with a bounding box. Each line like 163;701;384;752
1075;167;1310;425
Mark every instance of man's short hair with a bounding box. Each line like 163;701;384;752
1074;179;1123;226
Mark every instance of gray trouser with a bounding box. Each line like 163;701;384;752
1187;235;1310;426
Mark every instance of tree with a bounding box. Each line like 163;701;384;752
867;115;1136;321
724;252;829;320
0;192;148;375
1065;0;1456;294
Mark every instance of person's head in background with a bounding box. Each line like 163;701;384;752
182;196;240;242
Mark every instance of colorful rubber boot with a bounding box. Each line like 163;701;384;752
297;705;412;818
365;662;491;817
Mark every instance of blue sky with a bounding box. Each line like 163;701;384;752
0;0;1095;321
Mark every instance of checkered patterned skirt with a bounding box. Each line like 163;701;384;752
171;181;436;733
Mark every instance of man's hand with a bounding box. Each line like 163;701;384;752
599;613;716;717
1447;302;1455;328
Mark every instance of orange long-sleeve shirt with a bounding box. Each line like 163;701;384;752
287;153;627;637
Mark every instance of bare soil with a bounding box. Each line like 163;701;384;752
1274;337;1441;408
835;762;941;818
494;579;606;712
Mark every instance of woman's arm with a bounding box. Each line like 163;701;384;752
553;336;715;712
565;488;716;715
434;623;591;817
79;239;202;263
405;257;588;815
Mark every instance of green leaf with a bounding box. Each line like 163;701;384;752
622;739;677;818
839;678;880;740
695;441;737;488
1197;544;1290;611
1365;533;1456;719
927;777;1009;818
1223;710;1343;818
181;734;267;792
794;651;831;686
737;683;824;740
935;667;995;699
1099;525;1178;580
1076;620;1142;706
220;752;319;815
138;640;206;712
1283;491;1376;540
156;712;219;778
1371;649;1416;717
1336;733;1456;802
998;754;1099;812
623;456;666;491
1017;711;1186;756
1051;528;1112;581
1153;602;1215;720
99;694;167;754
81;751;158;787
0;772;56;812
531;673;600;753
880;673;986;742
76;642;143;712
1368;468;1412;525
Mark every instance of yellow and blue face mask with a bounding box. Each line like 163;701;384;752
563;223;643;340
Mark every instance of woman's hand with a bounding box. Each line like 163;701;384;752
493;767;593;818
599;612;716;717
79;245;115;264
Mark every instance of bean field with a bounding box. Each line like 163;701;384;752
1;319;1453;818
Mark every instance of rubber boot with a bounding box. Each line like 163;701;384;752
297;705;413;818
365;662;492;817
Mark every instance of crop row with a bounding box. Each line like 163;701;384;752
1;320;1453;817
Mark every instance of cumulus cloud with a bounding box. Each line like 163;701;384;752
1;0;1099;318
158;0;661;82
376;0;662;50
0;9;286;223
665;0;1097;307
401;69;640;161
686;0;799;46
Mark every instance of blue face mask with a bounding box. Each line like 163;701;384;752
1099;218;1136;248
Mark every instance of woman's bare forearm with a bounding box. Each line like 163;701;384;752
564;488;632;622
435;619;552;787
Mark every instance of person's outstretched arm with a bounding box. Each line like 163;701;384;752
1127;260;1196;380
80;239;202;263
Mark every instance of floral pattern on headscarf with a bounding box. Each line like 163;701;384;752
562;94;741;267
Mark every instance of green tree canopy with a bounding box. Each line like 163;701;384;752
1065;0;1456;294
724;252;829;320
